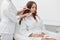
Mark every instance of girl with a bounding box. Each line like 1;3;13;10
14;1;58;40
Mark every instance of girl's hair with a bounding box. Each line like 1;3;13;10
19;1;37;24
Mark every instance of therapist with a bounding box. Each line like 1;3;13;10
0;0;18;40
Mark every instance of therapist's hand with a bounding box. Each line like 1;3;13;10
17;6;28;15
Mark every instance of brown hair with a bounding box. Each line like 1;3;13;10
19;1;37;24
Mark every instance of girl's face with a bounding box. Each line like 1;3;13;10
30;4;36;13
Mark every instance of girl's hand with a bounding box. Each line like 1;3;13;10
29;33;40;37
29;33;44;37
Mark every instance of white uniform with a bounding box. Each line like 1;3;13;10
0;0;17;40
14;16;59;40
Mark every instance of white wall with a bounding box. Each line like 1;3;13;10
38;0;60;26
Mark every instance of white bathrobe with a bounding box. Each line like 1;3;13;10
0;0;17;40
14;16;59;40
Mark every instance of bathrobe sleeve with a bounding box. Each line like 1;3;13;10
20;35;42;40
39;18;46;33
37;15;46;32
14;33;42;40
19;30;42;40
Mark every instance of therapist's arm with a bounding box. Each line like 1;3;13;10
4;9;18;23
17;6;29;15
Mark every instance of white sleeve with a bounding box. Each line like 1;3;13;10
3;3;18;23
1;0;18;23
40;19;46;32
40;19;49;35
4;9;18;23
37;16;46;33
20;36;42;40
14;33;42;40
